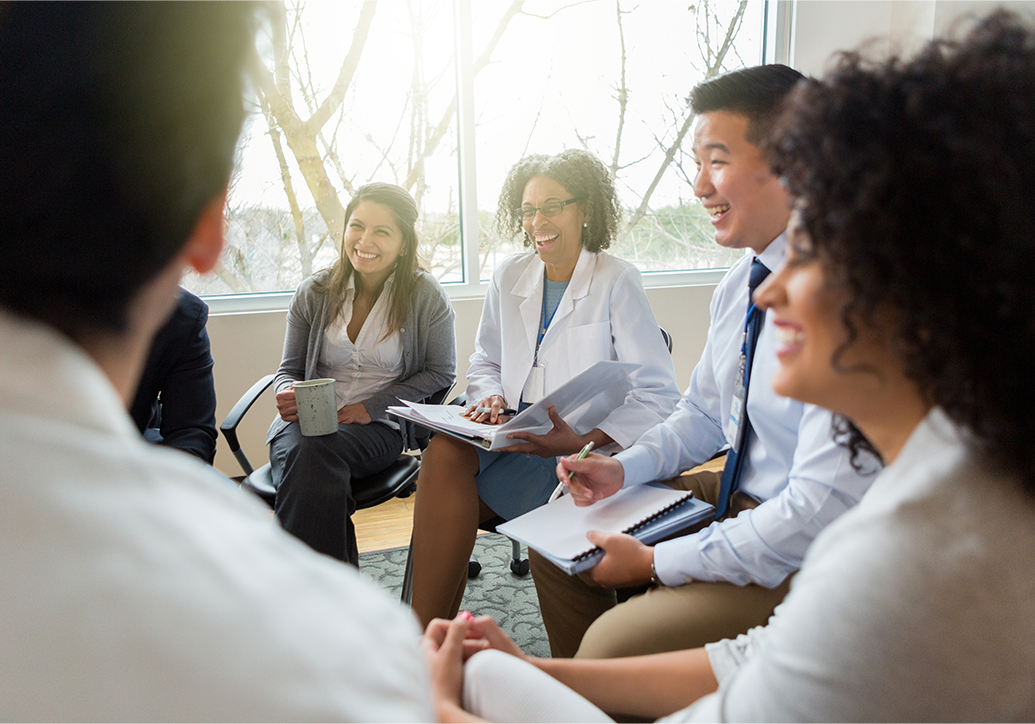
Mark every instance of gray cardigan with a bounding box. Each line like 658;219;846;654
267;269;456;449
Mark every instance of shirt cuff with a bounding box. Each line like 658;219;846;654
614;445;656;489
704;638;746;685
652;536;702;586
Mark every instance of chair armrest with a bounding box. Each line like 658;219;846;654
660;326;673;354
219;374;275;475
425;383;454;407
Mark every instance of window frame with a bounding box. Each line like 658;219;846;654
204;0;791;316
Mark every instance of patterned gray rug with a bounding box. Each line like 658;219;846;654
359;534;551;658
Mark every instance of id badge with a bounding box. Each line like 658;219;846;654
726;355;748;447
521;364;546;405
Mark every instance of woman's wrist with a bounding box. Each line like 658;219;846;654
581;428;614;452
435;699;480;723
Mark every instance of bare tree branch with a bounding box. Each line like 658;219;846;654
307;0;377;133
520;0;595;21
620;110;696;237
253;0;380;247
710;0;747;73
213;254;250;293
610;0;630;176
262;100;312;278
620;0;747;238
272;2;292;99
402;0;524;191
317;108;356;196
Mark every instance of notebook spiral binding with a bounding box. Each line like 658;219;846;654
571;492;696;562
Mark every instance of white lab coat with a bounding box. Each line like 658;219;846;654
467;248;680;450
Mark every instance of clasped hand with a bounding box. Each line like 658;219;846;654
421;612;528;719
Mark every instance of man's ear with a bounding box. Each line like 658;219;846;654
183;190;228;275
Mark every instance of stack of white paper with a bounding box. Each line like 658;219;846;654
387;360;640;451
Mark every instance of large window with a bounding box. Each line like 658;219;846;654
184;0;766;300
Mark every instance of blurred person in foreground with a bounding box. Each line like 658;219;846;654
422;10;1035;722
0;4;431;719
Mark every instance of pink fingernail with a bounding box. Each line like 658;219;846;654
459;610;473;621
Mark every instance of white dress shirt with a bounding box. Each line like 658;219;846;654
0;310;432;721
616;234;876;587
467;248;681;450
317;274;404;426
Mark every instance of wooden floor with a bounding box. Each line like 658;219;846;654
354;494;415;553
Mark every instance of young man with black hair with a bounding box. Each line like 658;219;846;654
530;64;875;660
0;4;431;719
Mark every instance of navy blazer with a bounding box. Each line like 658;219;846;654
130;289;217;463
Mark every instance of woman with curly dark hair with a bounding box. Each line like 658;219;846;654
419;11;1035;722
409;149;680;627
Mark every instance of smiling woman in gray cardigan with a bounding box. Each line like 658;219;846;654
267;183;455;566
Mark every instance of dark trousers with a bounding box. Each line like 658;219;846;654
269;421;403;566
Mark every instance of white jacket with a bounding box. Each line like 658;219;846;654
467;248;680;449
0;310;432;721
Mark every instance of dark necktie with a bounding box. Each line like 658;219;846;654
714;258;771;519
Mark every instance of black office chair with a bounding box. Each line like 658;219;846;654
219;375;452;591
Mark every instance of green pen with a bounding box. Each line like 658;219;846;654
548;441;595;502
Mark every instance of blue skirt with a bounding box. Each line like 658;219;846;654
474;447;559;521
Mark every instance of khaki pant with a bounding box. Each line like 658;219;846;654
530;464;792;659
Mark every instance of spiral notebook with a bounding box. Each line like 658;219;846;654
497;483;715;575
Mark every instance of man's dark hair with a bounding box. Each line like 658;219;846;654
689;64;805;145
0;2;257;342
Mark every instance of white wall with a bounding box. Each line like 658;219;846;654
206;0;1035;477
790;0;1035;76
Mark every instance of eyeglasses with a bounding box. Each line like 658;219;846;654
516;198;581;220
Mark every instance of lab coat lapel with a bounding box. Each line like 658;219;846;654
539;248;595;351
511;255;545;399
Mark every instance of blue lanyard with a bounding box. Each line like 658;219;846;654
535;285;562;364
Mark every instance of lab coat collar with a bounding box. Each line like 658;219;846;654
544;247;596;334
511;246;596;299
514;248;598;359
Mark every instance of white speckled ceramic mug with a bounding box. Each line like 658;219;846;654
292;378;338;436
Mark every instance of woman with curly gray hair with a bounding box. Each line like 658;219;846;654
409;149;681;627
